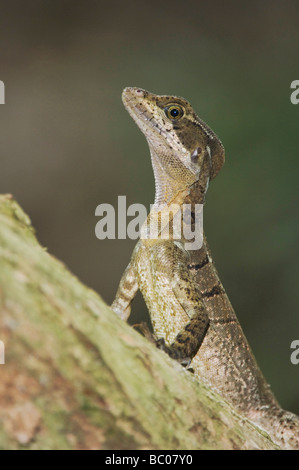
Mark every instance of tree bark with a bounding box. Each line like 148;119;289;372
0;194;278;450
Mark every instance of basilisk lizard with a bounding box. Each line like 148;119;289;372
112;87;299;449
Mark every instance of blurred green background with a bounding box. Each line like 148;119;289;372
0;0;298;413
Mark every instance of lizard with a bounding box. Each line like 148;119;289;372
111;86;299;449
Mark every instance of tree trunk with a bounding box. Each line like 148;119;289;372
0;194;278;450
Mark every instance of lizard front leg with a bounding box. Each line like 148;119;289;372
148;241;209;365
111;261;138;321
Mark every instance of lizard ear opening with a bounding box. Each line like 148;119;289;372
190;147;202;165
208;138;225;179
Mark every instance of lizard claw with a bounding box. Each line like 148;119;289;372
132;322;158;344
134;328;194;369
156;338;192;368
179;357;192;368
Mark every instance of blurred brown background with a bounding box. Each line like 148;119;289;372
0;0;298;413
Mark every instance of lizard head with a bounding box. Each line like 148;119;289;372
122;87;225;206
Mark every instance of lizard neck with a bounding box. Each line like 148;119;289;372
141;150;211;245
148;144;197;210
143;138;211;244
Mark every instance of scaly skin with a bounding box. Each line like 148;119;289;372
112;87;299;449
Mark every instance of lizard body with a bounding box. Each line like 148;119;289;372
112;87;299;449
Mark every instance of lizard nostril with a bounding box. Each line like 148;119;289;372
135;88;144;96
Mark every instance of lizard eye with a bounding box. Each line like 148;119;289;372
164;104;184;120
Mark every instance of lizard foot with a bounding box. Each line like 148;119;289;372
156;337;192;368
133;324;193;369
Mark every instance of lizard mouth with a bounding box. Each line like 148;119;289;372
122;87;170;142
